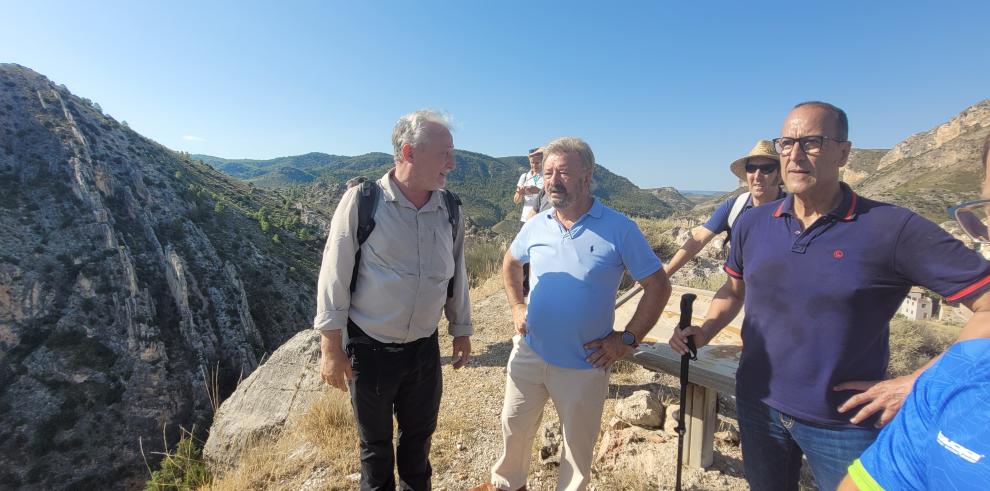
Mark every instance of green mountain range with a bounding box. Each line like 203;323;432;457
194;150;677;228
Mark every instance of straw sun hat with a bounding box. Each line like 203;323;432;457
729;140;780;181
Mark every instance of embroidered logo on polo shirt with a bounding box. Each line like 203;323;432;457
833;250;844;259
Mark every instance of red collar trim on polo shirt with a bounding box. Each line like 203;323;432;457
773;184;859;220
840;193;858;221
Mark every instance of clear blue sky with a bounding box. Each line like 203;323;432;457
2;1;988;191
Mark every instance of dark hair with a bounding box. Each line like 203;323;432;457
794;101;849;141
528;147;541;154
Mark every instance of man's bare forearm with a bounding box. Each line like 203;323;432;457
320;329;344;353
502;253;526;307
624;270;672;341
699;279;744;340
664;227;713;277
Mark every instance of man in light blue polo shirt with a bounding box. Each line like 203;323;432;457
472;137;672;491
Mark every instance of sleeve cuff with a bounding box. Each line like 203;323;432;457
631;262;662;282
313;310;348;331
847;459;884;491
723;264;743;279
945;273;990;303
448;323;474;338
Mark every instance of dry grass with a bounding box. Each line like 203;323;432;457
207;391;358;490
465;239;508;287
887;318;958;377
676;273;727;292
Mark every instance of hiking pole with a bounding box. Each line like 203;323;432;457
675;293;697;491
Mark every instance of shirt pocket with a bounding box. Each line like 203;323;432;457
427;226;455;280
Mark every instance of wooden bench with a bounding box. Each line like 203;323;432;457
613;285;744;469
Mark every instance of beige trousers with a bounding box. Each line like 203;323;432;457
491;336;610;491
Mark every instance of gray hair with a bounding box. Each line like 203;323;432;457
542;136;596;174
391;109;452;162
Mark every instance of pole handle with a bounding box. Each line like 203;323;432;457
677;293;698;360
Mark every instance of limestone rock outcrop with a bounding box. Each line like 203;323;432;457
204;329;326;468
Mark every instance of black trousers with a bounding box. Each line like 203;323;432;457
346;320;442;491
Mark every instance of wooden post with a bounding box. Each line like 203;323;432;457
683;382;717;468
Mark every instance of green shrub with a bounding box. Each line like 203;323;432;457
145;432;212;490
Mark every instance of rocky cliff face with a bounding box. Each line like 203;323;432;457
852;100;990;221
0;64;322;489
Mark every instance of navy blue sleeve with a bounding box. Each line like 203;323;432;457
893;213;990;303
703;198;734;235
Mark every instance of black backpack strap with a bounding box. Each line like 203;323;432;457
440;190;461;298
350;181;381;293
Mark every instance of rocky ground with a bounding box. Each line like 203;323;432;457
209;275;823;490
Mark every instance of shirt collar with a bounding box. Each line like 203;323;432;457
380;171;443;211
543;198;603;223
773;182;858;221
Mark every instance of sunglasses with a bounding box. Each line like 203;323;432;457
745;163;778;175
950;199;990;243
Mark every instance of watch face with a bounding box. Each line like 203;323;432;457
622;331;635;345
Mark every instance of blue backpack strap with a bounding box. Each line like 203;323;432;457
349;181;380;293
440;190;461;298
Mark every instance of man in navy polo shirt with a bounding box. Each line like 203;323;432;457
473;137;671;491
669;102;990;490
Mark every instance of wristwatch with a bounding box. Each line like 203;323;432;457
621;330;639;348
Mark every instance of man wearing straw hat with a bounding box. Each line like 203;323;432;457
669;101;990;490
663;140;785;278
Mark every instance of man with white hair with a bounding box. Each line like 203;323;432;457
315;109;473;490
473;137;672;491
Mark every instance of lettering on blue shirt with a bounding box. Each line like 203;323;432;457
856;339;990;490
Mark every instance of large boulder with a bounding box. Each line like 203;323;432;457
615;390;663;429
204;329;326;467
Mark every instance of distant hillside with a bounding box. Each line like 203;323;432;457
197;150;677;229
840;149;889;187
646;187;694;211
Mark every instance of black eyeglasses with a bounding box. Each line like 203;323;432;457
745;163;778;175
950;199;990;243
772;136;847;156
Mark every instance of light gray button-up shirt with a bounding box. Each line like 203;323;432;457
313;171;472;343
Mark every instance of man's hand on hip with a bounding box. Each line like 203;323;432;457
320;346;353;392
452;336;472;369
833;374;915;427
584;331;633;369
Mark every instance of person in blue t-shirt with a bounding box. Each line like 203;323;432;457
839;132;990;491
472;137;672;491
664;140;785;277
669;102;990;491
